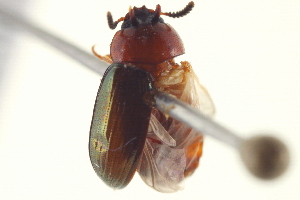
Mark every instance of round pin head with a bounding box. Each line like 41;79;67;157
239;135;290;180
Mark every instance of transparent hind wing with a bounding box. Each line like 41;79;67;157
138;63;215;192
181;67;215;116
138;139;186;193
148;116;176;147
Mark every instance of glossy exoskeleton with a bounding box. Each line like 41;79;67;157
90;64;154;188
89;1;215;192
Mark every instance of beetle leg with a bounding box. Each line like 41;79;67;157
92;45;113;64
179;60;192;71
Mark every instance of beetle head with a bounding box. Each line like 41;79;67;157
107;2;194;30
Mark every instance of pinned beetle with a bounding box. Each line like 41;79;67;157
89;1;215;192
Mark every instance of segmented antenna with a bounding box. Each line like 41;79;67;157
107;12;124;30
163;1;194;18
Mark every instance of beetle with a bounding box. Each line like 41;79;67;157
89;1;215;192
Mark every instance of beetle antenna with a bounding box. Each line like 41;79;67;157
162;1;194;18
107;12;124;30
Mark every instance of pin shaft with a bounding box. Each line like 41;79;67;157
0;7;244;149
0;7;289;180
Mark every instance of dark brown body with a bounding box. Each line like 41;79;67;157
89;64;154;188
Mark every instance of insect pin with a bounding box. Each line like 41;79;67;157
89;1;215;192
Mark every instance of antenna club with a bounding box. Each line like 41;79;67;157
239;135;290;180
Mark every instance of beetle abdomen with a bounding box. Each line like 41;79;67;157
89;63;154;189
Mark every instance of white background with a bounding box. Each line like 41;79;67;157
0;0;299;199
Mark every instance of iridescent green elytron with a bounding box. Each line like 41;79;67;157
89;64;154;189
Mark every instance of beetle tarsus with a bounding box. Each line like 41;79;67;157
92;45;113;64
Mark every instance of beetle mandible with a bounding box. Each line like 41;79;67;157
89;1;215;192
